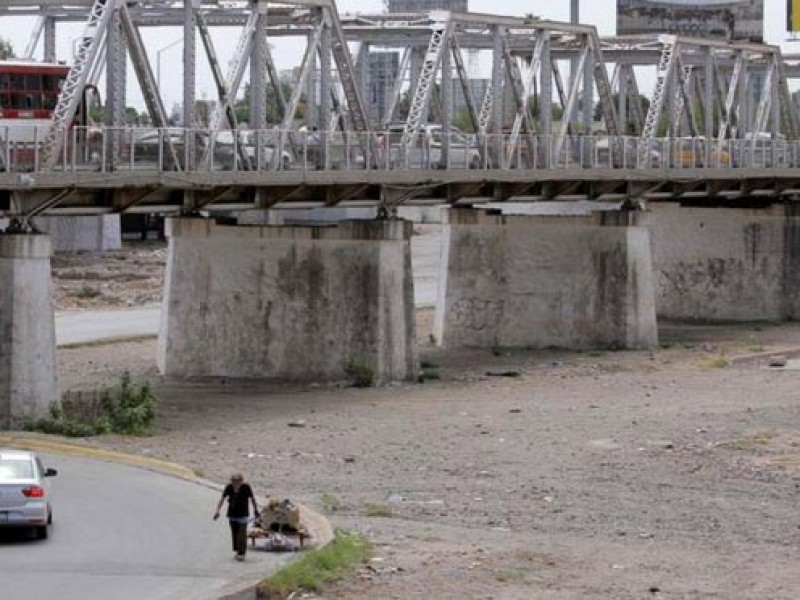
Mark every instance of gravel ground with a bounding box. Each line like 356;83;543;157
58;318;800;599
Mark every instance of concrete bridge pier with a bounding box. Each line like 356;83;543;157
158;218;418;383
0;234;58;428
649;202;800;322
434;207;658;350
35;215;122;253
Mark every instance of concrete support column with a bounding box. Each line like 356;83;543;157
434;208;658;350
34;215;121;253
158;218;418;383
0;235;58;428
649;202;800;321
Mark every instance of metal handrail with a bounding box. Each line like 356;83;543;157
1;125;798;174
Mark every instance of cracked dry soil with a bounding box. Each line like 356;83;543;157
59;317;800;600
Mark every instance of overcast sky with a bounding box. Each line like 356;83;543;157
1;0;797;110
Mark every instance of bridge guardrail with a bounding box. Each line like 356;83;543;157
0;125;797;174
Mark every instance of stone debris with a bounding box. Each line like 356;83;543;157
288;420;307;428
485;370;522;378
768;356;788;368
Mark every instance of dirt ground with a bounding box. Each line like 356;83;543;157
51;242;166;311
58;313;800;599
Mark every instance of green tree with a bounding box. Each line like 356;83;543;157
0;38;14;60
234;81;304;126
452;109;476;133
594;94;651;134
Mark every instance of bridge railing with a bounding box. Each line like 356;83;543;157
0;125;797;174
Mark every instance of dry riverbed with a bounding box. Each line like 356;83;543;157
58;317;800;599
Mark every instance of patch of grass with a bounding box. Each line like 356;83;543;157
727;430;778;451
320;493;342;514
419;368;441;382
59;334;157;350
364;503;393;518
766;455;800;469
193;468;207;479
494;568;529;584
257;530;372;598
70;286;102;300
747;345;765;353
697;355;730;369
344;359;376;388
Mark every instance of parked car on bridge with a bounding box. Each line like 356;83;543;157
665;137;732;168
733;132;790;168
385;124;481;170
0;449;57;540
213;130;295;171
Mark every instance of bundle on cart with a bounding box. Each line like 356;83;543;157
248;498;312;552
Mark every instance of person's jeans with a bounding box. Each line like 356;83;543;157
228;518;249;555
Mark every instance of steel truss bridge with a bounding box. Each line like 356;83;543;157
3;0;800;220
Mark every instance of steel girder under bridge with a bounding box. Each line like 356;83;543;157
2;1;800;220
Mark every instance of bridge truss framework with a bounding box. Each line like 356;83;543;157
2;0;800;218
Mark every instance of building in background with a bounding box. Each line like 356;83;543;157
385;0;468;13
367;51;400;123
617;0;764;42
789;0;800;32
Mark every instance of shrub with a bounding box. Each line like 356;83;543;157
103;372;157;436
344;359;376;388
23;372;157;438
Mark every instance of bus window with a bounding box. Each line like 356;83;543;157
43;93;57;110
10;74;24;91
25;94;42;109
0;93;9;108
25;75;42;92
44;75;61;92
0;74;8;90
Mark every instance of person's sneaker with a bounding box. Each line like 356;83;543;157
235;554;245;562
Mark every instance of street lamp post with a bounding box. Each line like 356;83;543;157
156;38;183;94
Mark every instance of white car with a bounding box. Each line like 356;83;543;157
213;130;295;171
386;124;481;170
0;449;57;539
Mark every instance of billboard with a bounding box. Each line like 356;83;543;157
790;0;800;32
617;0;764;43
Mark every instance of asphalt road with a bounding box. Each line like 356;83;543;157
55;227;442;347
0;454;290;600
55;308;162;346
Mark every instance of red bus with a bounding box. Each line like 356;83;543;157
0;60;70;146
0;60;83;167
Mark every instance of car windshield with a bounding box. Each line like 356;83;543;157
0;458;34;479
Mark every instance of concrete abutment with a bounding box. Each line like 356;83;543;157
434;207;658;351
648;202;800;322
0;234;58;428
35;215;121;253
158;218;417;383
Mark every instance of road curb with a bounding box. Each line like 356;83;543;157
0;431;197;482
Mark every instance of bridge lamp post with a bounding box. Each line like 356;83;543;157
156;38;183;95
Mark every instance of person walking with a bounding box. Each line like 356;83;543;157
213;473;259;561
